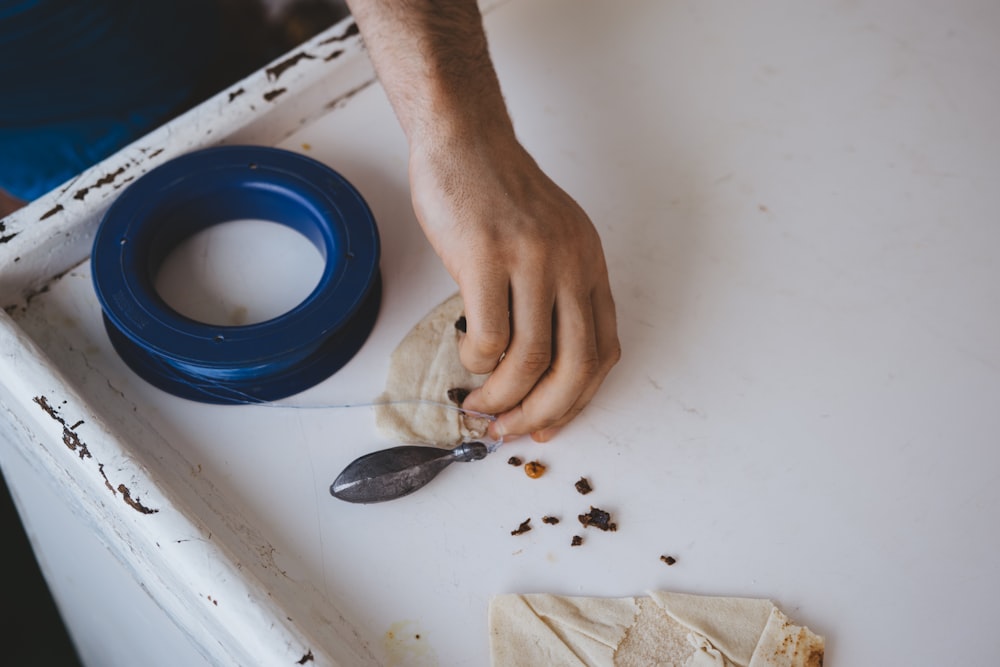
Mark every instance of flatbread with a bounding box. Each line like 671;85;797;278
489;592;824;667
375;292;491;446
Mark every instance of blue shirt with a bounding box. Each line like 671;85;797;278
0;0;218;200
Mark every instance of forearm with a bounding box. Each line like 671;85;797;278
344;0;620;439
345;0;516;151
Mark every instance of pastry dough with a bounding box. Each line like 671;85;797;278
375;293;491;446
489;592;824;667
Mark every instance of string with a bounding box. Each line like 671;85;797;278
146;353;504;446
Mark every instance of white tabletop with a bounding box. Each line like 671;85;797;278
4;1;999;665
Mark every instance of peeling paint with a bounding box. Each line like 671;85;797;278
39;204;64;221
62;424;91;460
0;220;16;244
33;395;91;459
97;462;116;495
263;88;288;102
266;52;316;81
117;484;159;515
228;87;245;102
318;21;359;45
296;650;315;664
73;166;128;201
324;49;344;62
33;395;159;515
113;176;136;190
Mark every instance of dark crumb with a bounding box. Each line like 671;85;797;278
578;506;617;532
660;555;677;566
507;456;523;466
454;315;467;332
571;535;583;547
511;518;532;536
524;460;547;478
542;516;560;525
446;387;470;405
574;477;593;494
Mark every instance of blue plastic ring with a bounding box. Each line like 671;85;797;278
91;145;381;404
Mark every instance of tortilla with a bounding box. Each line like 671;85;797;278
375;292;491;446
489;591;824;667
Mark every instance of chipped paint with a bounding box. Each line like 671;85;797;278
318;20;359;45
264;88;288;102
267;52;316;81
39;204;63;221
117;484;159;515
33;395;160;514
0;220;16;244
73;165;128;201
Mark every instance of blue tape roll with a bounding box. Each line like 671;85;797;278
92;145;381;404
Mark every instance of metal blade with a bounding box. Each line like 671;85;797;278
330;441;489;503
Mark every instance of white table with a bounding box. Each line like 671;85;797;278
2;1;998;665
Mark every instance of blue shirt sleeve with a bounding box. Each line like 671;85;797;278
0;0;220;200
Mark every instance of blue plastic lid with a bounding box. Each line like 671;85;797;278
92;145;381;404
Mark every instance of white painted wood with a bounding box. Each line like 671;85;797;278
2;1;999;665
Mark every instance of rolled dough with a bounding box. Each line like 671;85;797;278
489;592;824;667
375;292;491;446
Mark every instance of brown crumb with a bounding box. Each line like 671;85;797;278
507;456;523;466
571;535;583;546
454;315;467;332
446;387;470;405
524;461;547;478
660;555;677;566
578;506;617;532
542;516;560;525
574;477;593;494
511;518;532;536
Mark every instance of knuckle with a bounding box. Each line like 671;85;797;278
473;329;509;358
604;339;622;368
513;348;552;376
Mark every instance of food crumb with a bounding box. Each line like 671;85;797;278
574;477;593;494
571;535;583;547
511;518;532;536
542;516;560;525
578;506;617;532
507;456;523;466
446;387;470;405
660;555;677;566
524;461;547;478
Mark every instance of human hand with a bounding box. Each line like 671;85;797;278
408;134;620;442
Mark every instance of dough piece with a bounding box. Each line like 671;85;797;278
376;292;491;446
488;592;824;667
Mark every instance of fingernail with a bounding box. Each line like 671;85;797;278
490;419;513;442
531;427;560;443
